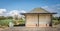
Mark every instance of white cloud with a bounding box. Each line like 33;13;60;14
56;4;60;6
0;9;26;17
41;6;56;13
19;10;26;13
57;8;60;10
0;9;6;14
41;5;60;17
53;14;60;17
41;6;48;9
9;10;19;16
8;10;26;16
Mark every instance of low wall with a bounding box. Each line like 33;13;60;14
26;24;49;27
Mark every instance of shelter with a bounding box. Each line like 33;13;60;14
21;8;56;27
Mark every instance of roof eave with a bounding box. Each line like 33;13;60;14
20;13;57;15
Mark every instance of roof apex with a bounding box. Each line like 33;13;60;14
28;7;50;13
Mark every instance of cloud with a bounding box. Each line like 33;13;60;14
41;6;48;9
0;9;6;14
19;10;26;13
8;10;26;16
0;9;7;16
41;6;56;13
55;4;60;6
9;10;19;16
41;4;60;17
57;8;60;10
0;9;26;17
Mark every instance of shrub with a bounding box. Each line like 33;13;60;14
0;19;13;27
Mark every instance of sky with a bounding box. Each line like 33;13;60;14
0;0;60;17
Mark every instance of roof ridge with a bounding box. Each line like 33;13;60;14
28;7;50;13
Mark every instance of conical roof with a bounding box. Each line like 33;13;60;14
28;8;50;13
21;7;56;15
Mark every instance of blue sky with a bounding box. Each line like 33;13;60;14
0;0;60;16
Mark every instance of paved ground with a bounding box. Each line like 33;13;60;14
0;27;60;31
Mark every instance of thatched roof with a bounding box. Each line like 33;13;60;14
28;8;50;13
21;7;56;15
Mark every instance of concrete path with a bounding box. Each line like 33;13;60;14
0;27;60;31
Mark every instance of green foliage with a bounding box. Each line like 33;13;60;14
18;18;25;24
13;18;25;25
7;16;13;19
0;16;13;27
52;16;60;25
52;17;58;20
0;16;6;20
52;20;59;25
0;16;25;27
0;19;13;26
0;16;13;20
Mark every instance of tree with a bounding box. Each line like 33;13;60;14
7;16;13;19
52;16;60;25
0;16;6;20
